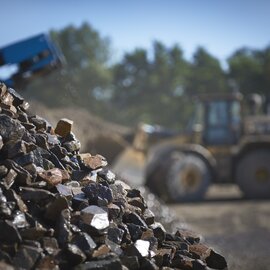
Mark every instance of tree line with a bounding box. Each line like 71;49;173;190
26;23;270;129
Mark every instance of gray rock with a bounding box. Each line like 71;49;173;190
81;205;109;231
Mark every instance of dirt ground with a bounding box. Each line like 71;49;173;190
113;149;270;270
171;186;270;270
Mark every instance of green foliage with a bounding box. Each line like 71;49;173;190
186;47;229;95
24;22;270;131
25;23;112;115
228;47;270;95
110;41;191;129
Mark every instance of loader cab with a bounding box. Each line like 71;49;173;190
191;93;242;146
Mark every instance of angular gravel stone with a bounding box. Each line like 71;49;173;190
125;239;150;258
79;153;108;170
77;254;122;270
82;183;113;206
13;245;42;270
2;169;17;189
38;168;70;187
55;118;73;137
0;220;22;244
205;249;227;270
0;115;25;142
71;232;97;255
81;205;109;230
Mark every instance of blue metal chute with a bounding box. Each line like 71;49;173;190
0;33;64;88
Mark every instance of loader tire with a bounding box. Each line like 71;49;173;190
235;149;270;199
145;150;211;202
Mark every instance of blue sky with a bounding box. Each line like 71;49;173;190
1;0;270;65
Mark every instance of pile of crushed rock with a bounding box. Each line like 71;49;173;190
0;83;227;270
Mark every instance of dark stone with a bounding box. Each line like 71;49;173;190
205;249;227;270
126;188;141;198
3;159;32;185
17;111;28;123
56;184;73;198
0;220;22;244
5;140;27;159
82;183;113;206
140;258;159;270
57;209;72;247
45;196;69;221
29;115;47;130
13;245;42;270
151;222;166;243
42;237;59;255
35;255;58;269
21;122;36;131
23;163;38;178
62;156;81;171
73;193;89;210
0;250;12;265
71;170;91;182
118;223;132;244
107;203;121;221
20;226;48;241
143;208;155;226
65;243;86;265
63;140;81;153
171;253;193;269
50;145;68;159
42;158;55;170
192;259;207;270
175;230;201;245
1;107;16;118
105;239;123;256
71;232;96;256
0;115;25;142
62;131;77;142
2;169;17;189
123;212;147;228
162;241;189;251
76;253;122;270
121;256;140;270
21;240;41;249
20;187;55;202
7;87;24;106
127;223;143;242
34;134;49;150
107;226;124;244
98;169;115;184
128;197;147;212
